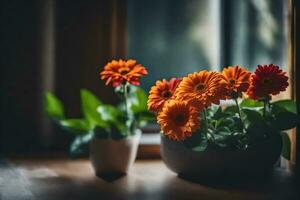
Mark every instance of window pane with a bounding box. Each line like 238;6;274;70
127;0;288;91
229;0;288;71
127;0;221;90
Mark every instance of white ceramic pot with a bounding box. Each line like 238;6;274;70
89;130;141;177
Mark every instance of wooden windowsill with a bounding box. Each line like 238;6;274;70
138;133;161;158
0;156;298;200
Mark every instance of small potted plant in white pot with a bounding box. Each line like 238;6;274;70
148;64;298;181
45;59;153;178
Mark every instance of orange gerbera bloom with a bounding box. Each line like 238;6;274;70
247;64;289;100
175;71;226;107
147;78;182;113
100;59;147;87
157;100;200;141
221;66;251;98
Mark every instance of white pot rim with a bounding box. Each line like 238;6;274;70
93;128;142;141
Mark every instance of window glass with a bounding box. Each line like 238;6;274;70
127;0;288;90
127;0;221;90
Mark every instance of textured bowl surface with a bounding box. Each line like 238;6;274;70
161;133;282;178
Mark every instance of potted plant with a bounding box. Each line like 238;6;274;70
147;64;298;181
45;59;153;177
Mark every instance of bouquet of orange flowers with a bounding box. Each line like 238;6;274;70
148;64;298;153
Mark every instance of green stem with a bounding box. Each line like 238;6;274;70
203;109;208;127
263;100;267;119
262;95;271;119
267;100;271;113
234;98;244;130
123;84;129;135
203;108;209;137
123;84;128;116
203;110;216;143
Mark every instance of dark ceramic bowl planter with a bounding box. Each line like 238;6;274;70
90;130;141;178
161;133;282;181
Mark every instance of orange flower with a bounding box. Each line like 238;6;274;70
157;100;200;141
175;71;226;107
247;64;289;100
221;66;251;98
147;78;182;113
100;59;147;87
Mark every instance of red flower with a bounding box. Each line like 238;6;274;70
247;64;289;99
100;59;147;87
147;78;182;113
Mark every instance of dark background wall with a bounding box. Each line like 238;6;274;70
1;0;41;153
0;0;126;154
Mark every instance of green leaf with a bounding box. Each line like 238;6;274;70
207;104;220;117
44;92;65;119
182;131;205;149
242;108;263;126
80;89;105;127
213;106;229;119
213;127;233;147
215;117;235;129
110;124;127;139
273;100;297;114
93;124;127;139
214;127;231;135
272;111;299;130
134;111;155;127
183;131;208;152
281;132;291;160
127;86;154;129
97;104;121;123
114;85;125;95
135;111;155;121
240;98;263;108
128;86;148;113
224;105;238;113
69;133;93;159
60;119;91;134
97;104;129;133
93;126;110;139
192;139;208;152
232;133;249;150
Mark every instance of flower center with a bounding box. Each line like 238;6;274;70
229;79;235;84
196;83;205;91
174;114;187;125
162;90;172;98
118;67;130;75
262;78;272;84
